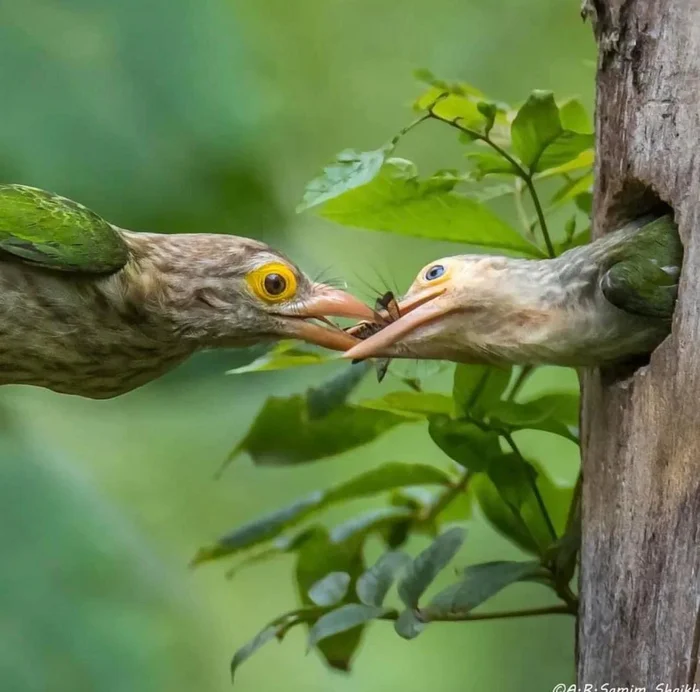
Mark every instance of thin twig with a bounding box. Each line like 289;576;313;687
524;174;555;258
379;603;574;623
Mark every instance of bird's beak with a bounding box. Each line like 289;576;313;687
299;286;376;322
281;287;375;351
343;284;455;361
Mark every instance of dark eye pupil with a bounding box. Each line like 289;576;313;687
425;265;445;281
264;273;287;295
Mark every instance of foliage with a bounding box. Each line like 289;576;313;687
196;72;591;683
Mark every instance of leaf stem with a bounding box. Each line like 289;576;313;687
425;108;556;258
524;173;556;258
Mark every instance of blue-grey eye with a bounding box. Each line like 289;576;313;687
424;264;446;281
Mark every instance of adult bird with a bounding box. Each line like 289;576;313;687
0;185;373;399
343;215;682;367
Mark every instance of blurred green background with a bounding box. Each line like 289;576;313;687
0;1;593;690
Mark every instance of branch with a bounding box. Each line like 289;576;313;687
380;603;575;623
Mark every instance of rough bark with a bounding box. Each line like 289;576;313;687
579;0;700;685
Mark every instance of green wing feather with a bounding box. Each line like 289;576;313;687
0;185;129;273
601;215;683;319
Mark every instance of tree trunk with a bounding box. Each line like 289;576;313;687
579;0;700;685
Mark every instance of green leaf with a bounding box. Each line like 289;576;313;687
414;78;486;99
381;521;413;549
428;417;501;471
413;80;511;143
511;91;593;173
537;475;575;542
324;462;452;504
230;609;317;683
537;132;594;172
315;159;544;257
422;561;544;620
465;151;519;179
390;487;438;510
535;149;594;179
227;341;334;374
576;193;593;215
480;454;560;554
298;147;389;212
231;395;408;466
307;362;371;419
558;98;593;133
488;393;580;442
359;391;455;418
453;364;511;416
511;91;562;169
477;101;498;136
308;572;352;607
551;172;594;208
528;393;579;426
191;492;325;565
470;183;517;202
413;68;445;87
224;528;317;579
394;609;426;640
564;216;577;241
357;551;412;607
330;508;416;544
194;462;449;565
473;473;540;555
415;87;490;132
230;624;279;683
397;527;466;608
547;511;580;586
308;604;387;649
295;529;365;671
562;228;590;253
296;529;363;598
436;488;475;524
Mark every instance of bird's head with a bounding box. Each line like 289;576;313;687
121;233;374;351
342;254;547;363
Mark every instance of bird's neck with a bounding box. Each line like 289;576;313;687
475;238;665;365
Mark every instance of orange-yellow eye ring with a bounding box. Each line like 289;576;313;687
246;262;298;303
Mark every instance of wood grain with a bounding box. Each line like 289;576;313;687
580;0;700;685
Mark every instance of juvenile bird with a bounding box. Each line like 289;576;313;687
0;185;373;399
343;215;682;367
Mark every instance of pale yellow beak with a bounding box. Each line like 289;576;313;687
281;287;375;351
342;284;455;361
298;287;376;322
